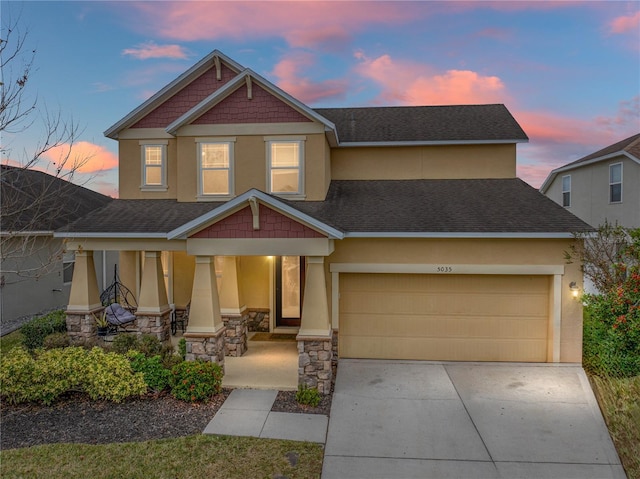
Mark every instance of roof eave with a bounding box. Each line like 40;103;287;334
338;139;528;147
344;232;579;239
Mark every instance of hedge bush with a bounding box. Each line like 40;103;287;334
170;360;223;402
128;351;172;392
21;310;67;350
0;346;146;405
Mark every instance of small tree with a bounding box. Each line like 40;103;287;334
564;221;640;293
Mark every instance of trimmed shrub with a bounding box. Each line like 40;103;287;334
178;337;187;360
43;332;71;349
170;360;223;402
111;334;139;354
21;310;67;350
137;334;162;357
0;346;146;405
128;351;171;392
296;384;321;407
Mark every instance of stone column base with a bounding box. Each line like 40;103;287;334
247;308;270;332
297;335;333;395
66;308;103;343
222;312;249;357
184;328;226;370
135;309;171;342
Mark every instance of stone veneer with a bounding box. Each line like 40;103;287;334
247;309;270;332
135;310;171;342
66;308;102;342
298;336;333;395
221;312;249;357
184;328;226;369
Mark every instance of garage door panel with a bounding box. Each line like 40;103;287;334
339;274;549;362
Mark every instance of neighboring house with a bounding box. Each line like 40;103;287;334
540;133;640;229
56;51;591;393
0;165;118;326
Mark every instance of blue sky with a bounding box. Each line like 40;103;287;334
2;0;639;197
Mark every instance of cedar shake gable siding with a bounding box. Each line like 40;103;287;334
190;205;325;239
193;83;312;125
131;63;238;129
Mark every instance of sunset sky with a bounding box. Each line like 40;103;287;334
2;1;639;197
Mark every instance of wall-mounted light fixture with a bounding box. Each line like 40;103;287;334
569;281;580;298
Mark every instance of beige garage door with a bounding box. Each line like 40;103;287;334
339;274;550;362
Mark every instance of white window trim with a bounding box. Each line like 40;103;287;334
140;140;168;191
196;137;236;201
265;137;306;199
561;175;571;208
609;162;623;204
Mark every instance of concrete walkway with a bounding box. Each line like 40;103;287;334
323;360;626;479
203;388;328;444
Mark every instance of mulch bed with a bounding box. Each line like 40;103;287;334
1;386;333;451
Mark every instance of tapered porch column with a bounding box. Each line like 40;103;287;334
219;256;248;356
135;251;171;341
297;256;333;394
184;256;226;366
66;250;102;342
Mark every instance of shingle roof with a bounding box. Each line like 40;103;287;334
563;133;640;168
314;104;528;143
290;179;592;233
1;165;112;232
58;179;591;236
57;199;223;234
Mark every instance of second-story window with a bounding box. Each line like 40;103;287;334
140;142;167;190
266;139;304;196
197;139;235;199
561;175;571;207
609;163;622;203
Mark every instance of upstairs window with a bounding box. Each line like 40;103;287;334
197;138;235;199
266;139;304;196
140;141;167;190
561;175;571;207
609;163;622;203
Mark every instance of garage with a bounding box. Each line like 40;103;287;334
338;273;550;362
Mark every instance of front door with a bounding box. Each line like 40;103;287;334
275;256;304;327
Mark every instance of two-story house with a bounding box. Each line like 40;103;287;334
540;133;640;229
57;51;591;393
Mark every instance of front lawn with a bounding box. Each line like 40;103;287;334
0;434;324;479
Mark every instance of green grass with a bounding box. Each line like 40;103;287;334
0;330;23;353
589;374;640;479
0;434;324;479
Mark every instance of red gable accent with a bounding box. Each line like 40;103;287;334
190;205;325;239
131;63;238;129
192;84;312;125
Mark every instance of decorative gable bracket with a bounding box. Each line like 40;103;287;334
248;196;259;230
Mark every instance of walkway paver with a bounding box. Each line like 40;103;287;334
203;388;328;444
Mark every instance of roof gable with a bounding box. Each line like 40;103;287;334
104;51;244;139
540;133;640;193
190;204;325;239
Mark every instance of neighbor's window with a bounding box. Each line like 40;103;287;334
63;259;75;284
562;175;571;207
267;139;304;196
140;141;167;190
609;163;622;203
197;139;234;199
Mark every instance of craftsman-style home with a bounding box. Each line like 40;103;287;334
57;51;591;393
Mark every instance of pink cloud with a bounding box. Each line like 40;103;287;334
122;41;190;60
608;10;640;34
42;141;118;174
516;163;555;189
271;53;349;104
355;53;508;105
130;1;418;48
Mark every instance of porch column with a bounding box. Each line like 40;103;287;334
66;250;102;342
297;256;333;395
219;256;248;357
135;251;171;341
184;256;226;367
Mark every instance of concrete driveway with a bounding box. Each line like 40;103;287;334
323;360;625;479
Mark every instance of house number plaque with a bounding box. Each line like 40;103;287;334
436;266;453;273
